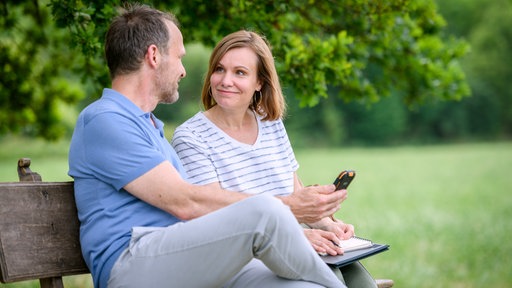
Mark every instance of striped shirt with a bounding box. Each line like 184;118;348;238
171;112;299;196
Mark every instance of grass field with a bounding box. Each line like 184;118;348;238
1;136;511;287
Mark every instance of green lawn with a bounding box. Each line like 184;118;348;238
1;137;511;287
296;142;512;287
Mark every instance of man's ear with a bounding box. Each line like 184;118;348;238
146;44;159;68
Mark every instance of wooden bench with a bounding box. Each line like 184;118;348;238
0;158;89;288
0;158;393;288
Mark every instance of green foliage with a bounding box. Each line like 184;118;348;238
285;89;408;147
46;0;470;108
169;0;471;107
287;0;512;146
5;0;498;144
0;0;84;140
463;0;512;136
426;0;512;139
49;0;117;89
342;93;407;145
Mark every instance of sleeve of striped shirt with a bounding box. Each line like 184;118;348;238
276;119;299;172
171;126;220;185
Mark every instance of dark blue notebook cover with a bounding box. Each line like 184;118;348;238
321;243;390;268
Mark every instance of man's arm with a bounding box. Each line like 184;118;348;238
124;161;248;220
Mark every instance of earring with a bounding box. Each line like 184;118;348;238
253;90;262;108
209;86;217;106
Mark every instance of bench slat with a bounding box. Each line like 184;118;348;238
0;182;89;283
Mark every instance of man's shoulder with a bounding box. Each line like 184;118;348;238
79;93;131;124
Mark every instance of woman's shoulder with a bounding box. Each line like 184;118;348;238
172;111;224;146
258;116;285;131
174;112;208;131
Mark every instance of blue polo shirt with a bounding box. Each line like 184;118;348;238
68;88;187;288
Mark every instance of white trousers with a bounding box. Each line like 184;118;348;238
107;194;345;288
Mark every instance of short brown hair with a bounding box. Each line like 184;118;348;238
201;30;286;121
105;4;179;78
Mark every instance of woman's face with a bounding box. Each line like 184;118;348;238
210;47;262;111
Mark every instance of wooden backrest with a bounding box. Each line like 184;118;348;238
0;159;89;286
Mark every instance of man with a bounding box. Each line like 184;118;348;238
68;4;346;288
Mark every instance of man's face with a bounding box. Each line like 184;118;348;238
156;21;186;104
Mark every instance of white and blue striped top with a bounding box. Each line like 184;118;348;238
171;111;299;196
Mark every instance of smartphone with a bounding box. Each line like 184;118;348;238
333;170;356;190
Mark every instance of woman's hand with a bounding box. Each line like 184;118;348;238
307;217;355;240
303;228;344;256
330;218;355;240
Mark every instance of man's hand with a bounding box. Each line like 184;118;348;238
278;184;346;223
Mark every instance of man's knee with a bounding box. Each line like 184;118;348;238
238;194;299;239
244;194;293;220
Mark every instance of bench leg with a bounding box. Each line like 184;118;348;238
40;277;64;288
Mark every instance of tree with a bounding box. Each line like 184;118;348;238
1;0;470;140
1;0;84;139
418;0;512;140
462;0;512;136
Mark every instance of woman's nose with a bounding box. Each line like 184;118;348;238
220;72;233;86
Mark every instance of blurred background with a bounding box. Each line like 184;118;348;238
1;0;511;287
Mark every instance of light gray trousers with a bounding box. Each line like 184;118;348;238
108;194;345;288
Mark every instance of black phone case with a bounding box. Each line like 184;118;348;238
333;170;356;190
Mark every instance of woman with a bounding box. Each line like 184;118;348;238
172;30;377;287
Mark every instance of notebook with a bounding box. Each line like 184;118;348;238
337;236;373;252
320;236;389;268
